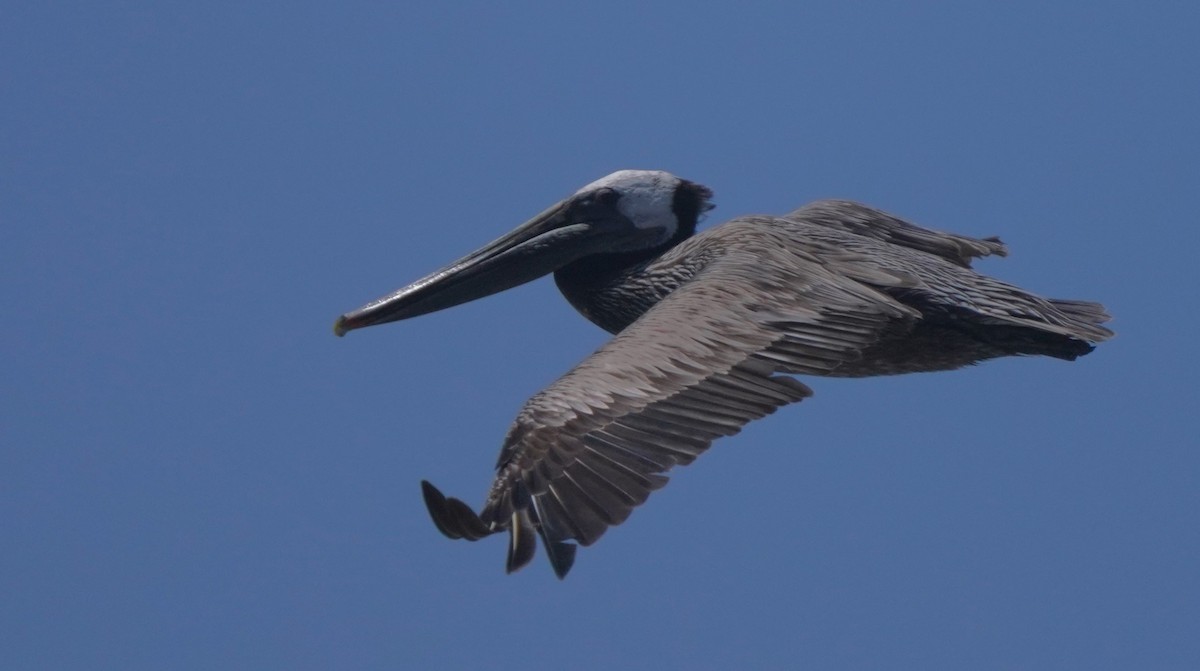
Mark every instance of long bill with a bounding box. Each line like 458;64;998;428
335;200;604;336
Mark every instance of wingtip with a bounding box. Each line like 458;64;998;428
546;541;577;579
981;235;1009;257
420;480;460;539
505;510;537;575
420;480;493;541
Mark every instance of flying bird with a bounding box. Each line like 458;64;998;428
335;170;1112;578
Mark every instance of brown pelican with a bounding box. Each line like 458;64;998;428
335;170;1112;578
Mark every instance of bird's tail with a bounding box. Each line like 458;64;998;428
972;297;1113;361
1047;299;1115;343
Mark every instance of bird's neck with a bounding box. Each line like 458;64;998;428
554;248;673;334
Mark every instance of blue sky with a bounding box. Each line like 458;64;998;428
3;2;1198;669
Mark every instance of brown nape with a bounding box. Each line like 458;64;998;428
672;178;715;232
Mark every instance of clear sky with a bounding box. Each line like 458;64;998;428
3;2;1198;669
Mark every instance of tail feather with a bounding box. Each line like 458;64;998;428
1048;299;1115;342
960;296;1112;362
968;324;1095;361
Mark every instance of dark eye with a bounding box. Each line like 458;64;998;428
572;188;619;214
594;188;619;205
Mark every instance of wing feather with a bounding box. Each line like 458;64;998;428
788;199;1008;267
422;241;917;576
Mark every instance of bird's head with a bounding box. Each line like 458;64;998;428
334;170;713;335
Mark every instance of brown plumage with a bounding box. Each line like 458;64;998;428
336;170;1113;578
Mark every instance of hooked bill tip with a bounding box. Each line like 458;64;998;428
333;315;350;337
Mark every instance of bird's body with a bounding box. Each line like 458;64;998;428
557;202;1107;373
336;170;1112;578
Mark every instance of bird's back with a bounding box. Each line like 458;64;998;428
593;199;1113;376
766;200;1113;375
417;194;1113;578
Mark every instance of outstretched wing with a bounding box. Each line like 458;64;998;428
422;231;919;577
789;200;1009;267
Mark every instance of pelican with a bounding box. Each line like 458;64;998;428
335;170;1112;578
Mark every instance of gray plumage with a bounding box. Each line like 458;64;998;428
336;170;1112;579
